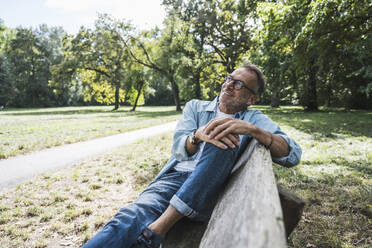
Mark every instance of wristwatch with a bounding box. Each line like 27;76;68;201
188;130;199;145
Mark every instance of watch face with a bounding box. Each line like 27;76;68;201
188;133;193;144
189;132;196;145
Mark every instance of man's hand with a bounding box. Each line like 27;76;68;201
204;117;256;140
195;118;241;150
204;117;290;158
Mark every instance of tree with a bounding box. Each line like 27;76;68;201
164;0;259;73
3;26;65;107
294;0;372;109
51;14;134;110
0;19;10;106
124;16;190;111
125;61;151;111
249;0;372;110
248;3;294;107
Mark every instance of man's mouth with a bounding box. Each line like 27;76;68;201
222;91;233;97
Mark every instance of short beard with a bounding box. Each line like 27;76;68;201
218;95;248;114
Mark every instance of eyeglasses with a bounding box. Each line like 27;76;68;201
224;75;257;95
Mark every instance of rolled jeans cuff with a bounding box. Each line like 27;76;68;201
170;194;198;218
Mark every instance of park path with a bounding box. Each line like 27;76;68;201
0;121;177;192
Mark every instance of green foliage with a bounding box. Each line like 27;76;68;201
162;0;261;100
145;74;174;106
0;2;371;109
248;0;372;109
50;14;139;110
1;25;66;107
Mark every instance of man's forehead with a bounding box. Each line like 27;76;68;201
232;68;257;83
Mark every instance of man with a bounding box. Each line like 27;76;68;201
83;61;302;248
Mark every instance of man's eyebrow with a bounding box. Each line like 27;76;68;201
230;75;247;85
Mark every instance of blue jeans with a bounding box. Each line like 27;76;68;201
83;143;239;248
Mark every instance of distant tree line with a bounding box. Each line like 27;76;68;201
0;0;371;111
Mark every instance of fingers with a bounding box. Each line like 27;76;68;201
220;133;240;148
214;126;235;140
221;136;236;148
196;126;227;150
204;117;233;135
202;132;239;150
208;122;231;139
227;133;240;146
199;117;242;150
209;138;228;149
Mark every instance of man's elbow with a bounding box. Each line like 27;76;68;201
285;148;302;168
273;146;302;168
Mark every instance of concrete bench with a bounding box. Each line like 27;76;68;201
162;139;304;248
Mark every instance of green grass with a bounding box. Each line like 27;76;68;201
0;133;172;247
252;105;372;248
0;105;181;159
0;106;371;247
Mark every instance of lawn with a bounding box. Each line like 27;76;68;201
0;106;181;159
0;106;371;247
254;106;372;247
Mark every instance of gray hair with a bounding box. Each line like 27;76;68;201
241;61;266;96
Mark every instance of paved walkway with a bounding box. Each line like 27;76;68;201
0;121;177;191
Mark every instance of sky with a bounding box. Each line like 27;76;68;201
0;0;166;34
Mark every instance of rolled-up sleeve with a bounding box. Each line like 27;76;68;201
172;100;198;161
272;133;302;167
251;111;302;167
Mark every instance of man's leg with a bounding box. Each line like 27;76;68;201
148;142;239;236
83;171;190;248
146;205;183;238
172;142;239;219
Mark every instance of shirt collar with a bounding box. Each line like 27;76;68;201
205;97;218;112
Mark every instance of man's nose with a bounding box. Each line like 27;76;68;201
225;80;234;89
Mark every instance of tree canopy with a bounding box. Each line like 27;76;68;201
0;0;370;110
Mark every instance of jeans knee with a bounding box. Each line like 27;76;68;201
204;141;239;156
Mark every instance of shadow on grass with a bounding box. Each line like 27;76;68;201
255;106;372;138
275;162;371;209
340;158;372;175
275;162;371;247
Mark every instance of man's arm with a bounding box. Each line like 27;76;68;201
172;100;239;159
185;123;240;156
243;124;289;157
204;117;289;158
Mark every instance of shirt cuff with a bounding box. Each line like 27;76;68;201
172;135;190;161
272;134;302;167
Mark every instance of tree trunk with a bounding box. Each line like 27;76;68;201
270;77;280;108
290;69;297;104
170;77;182;111
123;90;129;105
195;70;201;99
270;94;280;108
305;61;318;111
114;82;120;110
325;82;332;107
131;81;144;111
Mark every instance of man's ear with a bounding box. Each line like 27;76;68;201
247;95;259;106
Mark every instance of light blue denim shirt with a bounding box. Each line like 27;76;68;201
154;97;302;181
